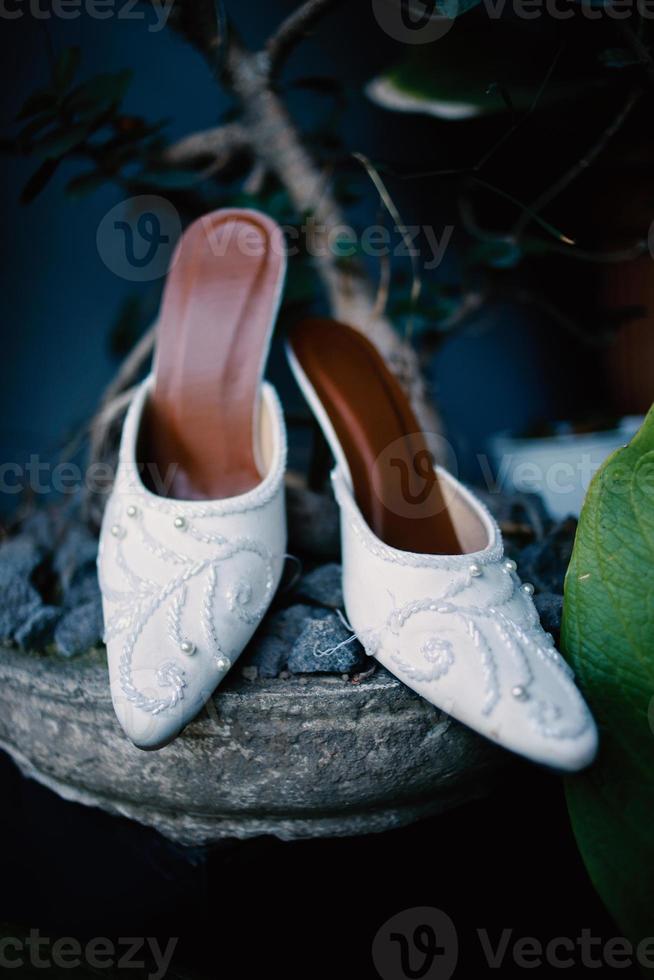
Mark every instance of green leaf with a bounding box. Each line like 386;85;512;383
35;123;91;159
562;407;654;947
468;238;523;270
435;0;481;14
290;76;344;96
53;46;81;91
17;112;56;146
367;25;604;120
133;168;200;189
66;171;106;199
16;89;57;121
20;158;60;203
65;70;132;117
598;47;644;69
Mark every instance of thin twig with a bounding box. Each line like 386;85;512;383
243;160;268;195
617;22;654;90
459;191;648;264
266;0;345;76
470;178;576;244
88;0;445;497
385;40;567;182
353;151;422;340
87;325;156;473
513;87;642;238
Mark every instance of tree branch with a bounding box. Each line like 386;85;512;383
617;22;654;91
162;0;229;78
163;121;249;167
265;0;345;76
93;0;444;486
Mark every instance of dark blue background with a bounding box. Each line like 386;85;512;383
0;1;593;498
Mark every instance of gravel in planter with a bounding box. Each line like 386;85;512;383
14;604;61;651
294;562;343;609
54;523;98;592
285;483;340;560
54;598;105;658
518;518;578;594
0;484;576;669
0;508;105;655
533;592;564;643
0;537;46;643
288;612;366;674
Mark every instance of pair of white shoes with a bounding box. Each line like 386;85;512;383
98;208;598;770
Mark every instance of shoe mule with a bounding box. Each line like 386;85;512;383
97;206;288;750
98;377;287;749
287;330;598;772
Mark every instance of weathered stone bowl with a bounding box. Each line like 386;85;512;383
0;645;504;845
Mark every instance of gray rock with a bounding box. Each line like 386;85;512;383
518;518;577;594
63;568;102;610
475;487;552;539
295;562;343;609
0;536;44;579
245;604;324;677
288;612;366;674
21;509;58;552
533;592;564;642
0;538;44;642
0;583;40;643
0;645;506;844
15;606;61;651
54;523;98;592
54;598;104;657
286;483;340;559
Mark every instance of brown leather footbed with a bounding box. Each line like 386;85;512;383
290;319;463;556
140;211;283;500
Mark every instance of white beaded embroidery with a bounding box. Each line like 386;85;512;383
355;560;591;741
103;510;276;716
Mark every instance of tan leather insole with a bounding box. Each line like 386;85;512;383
141;210;284;500
290;319;463;556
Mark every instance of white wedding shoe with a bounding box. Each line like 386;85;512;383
287;319;598;771
98;209;287;748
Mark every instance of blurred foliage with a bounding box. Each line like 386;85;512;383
6;8;654;350
563;408;654;950
367;20;614;119
7;45;195;203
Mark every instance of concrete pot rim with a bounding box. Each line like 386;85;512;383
0;645;505;845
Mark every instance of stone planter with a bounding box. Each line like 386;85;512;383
0;645;504;845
